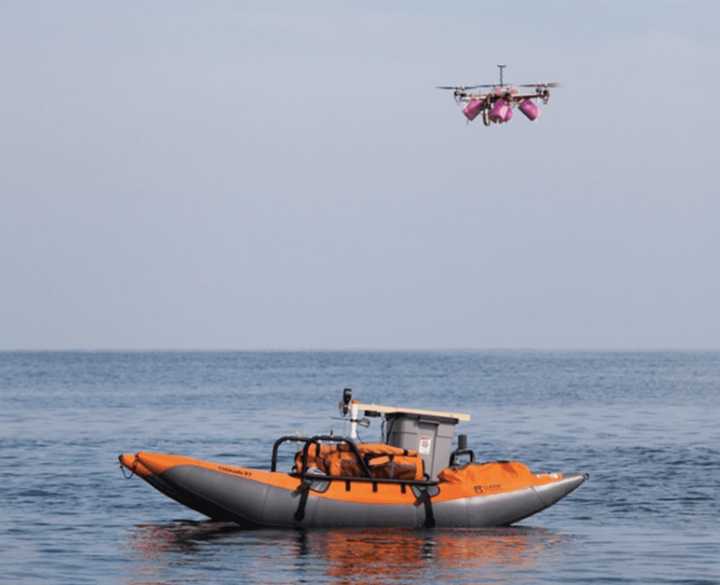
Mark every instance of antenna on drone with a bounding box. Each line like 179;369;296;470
498;64;507;86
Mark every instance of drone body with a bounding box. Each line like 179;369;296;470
438;65;558;127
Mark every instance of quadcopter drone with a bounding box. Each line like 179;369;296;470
438;65;559;126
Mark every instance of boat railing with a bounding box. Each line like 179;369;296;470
270;434;439;487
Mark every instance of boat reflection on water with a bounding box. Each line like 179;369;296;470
317;528;559;580
127;521;564;585
128;520;242;557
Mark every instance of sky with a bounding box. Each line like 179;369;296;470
1;1;719;350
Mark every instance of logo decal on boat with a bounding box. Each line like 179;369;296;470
218;466;253;478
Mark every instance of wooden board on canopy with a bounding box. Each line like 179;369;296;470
352;401;471;422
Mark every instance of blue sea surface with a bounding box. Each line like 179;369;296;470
1;351;719;584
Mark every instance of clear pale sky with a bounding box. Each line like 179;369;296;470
1;1;718;350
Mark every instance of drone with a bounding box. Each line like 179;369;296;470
437;65;559;126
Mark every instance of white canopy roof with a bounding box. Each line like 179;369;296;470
353;401;471;422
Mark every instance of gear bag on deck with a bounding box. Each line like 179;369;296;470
294;442;425;481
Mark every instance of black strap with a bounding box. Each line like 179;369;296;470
294;482;311;522
414;487;436;529
422;489;435;528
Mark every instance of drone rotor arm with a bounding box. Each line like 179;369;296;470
511;92;551;100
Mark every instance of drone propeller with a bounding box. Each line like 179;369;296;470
436;83;500;91
519;82;561;88
436;85;479;91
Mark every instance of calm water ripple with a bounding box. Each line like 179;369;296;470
1;351;719;584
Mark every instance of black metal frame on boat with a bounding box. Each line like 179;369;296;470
270;435;439;487
449;448;475;467
448;433;476;467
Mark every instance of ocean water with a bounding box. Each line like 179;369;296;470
1;351;719;585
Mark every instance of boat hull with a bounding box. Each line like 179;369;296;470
120;452;586;529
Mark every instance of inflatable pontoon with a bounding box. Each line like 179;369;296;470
119;389;587;528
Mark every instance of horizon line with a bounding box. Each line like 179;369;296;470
2;347;719;353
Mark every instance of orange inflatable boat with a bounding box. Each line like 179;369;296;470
119;389;587;528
